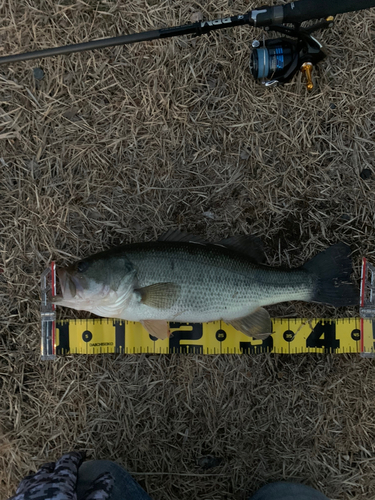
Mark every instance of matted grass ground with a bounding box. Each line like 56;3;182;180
1;1;375;498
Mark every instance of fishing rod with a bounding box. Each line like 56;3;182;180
1;0;375;90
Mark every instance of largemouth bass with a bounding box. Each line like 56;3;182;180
53;230;358;339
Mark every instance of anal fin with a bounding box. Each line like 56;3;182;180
227;307;272;339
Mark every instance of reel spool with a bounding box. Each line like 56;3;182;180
249;18;333;90
250;38;299;86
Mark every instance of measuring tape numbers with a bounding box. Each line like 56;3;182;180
49;317;369;356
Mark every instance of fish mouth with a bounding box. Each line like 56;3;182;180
52;267;84;303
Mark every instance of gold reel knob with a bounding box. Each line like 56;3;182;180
300;62;314;91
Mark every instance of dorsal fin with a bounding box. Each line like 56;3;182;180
216;235;266;264
157;229;207;244
158;230;265;263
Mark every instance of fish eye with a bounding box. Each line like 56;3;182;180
77;260;90;273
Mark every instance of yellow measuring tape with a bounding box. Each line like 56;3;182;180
53;317;374;356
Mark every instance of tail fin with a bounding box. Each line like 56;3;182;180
303;243;359;307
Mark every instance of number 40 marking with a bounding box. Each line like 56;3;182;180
306;321;340;352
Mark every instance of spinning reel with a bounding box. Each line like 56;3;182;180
249;17;334;90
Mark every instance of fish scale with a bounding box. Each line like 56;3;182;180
124;243;314;322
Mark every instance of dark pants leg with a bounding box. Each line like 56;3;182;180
77;463;329;500
248;482;330;500
76;460;152;500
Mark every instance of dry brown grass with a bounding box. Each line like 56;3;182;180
1;1;375;498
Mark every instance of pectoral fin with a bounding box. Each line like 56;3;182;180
142;320;170;340
137;282;180;309
227;307;272;339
